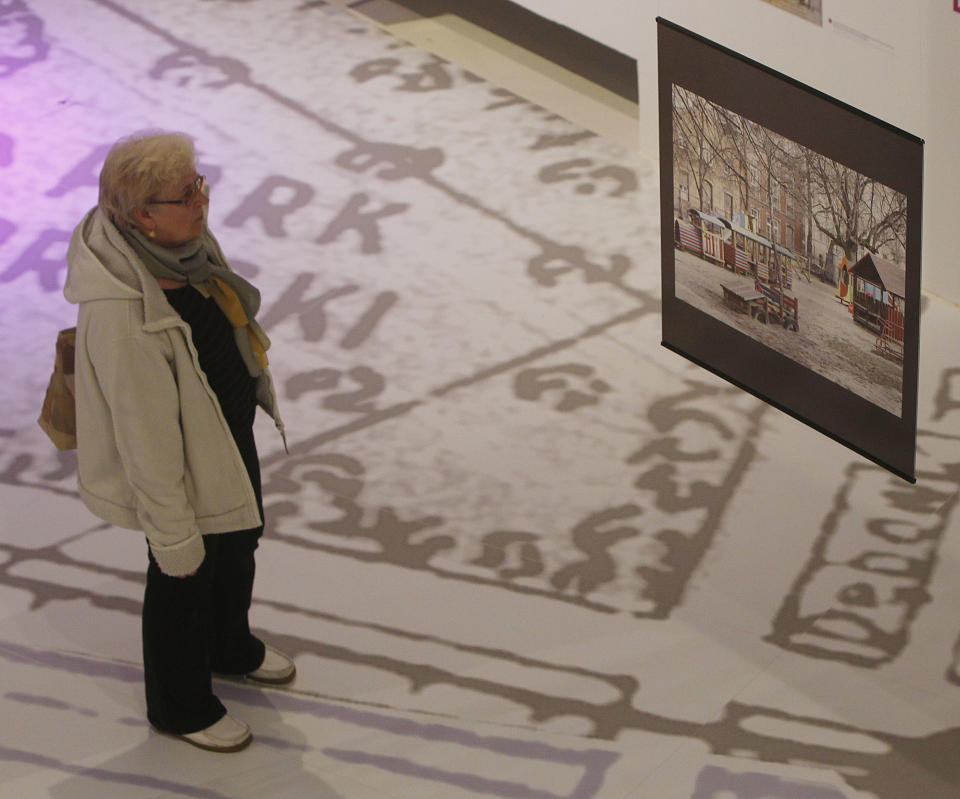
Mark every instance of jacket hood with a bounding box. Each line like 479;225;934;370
63;207;206;333
64;208;253;334
64;207;146;305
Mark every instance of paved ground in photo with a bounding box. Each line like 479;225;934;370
675;246;903;415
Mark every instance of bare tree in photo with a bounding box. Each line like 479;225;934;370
863;179;907;263
672;86;720;212
674;85;907;276
807;152;907;264
707;104;754;219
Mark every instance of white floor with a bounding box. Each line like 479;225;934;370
2;2;960;797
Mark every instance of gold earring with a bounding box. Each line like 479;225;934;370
148;229;156;239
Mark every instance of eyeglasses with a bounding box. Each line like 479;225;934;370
152;175;206;206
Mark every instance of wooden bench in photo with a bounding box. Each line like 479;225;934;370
721;278;764;318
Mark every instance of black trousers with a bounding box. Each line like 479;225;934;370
142;425;266;735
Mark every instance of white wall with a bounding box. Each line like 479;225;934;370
644;1;925;151
922;4;960;305
511;0;960;304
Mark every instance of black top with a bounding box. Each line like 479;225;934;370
164;285;257;438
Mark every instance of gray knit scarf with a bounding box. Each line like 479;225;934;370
125;227;268;377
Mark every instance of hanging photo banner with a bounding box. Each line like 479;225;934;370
657;18;922;482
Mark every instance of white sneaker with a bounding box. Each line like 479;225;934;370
246;644;296;685
180;713;252;753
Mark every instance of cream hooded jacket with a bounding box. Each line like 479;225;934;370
64;207;284;576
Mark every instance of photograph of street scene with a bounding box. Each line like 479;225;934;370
671;84;907;417
758;0;823;25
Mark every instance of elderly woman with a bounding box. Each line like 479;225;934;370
64;131;293;753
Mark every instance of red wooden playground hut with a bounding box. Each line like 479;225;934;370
850;253;906;362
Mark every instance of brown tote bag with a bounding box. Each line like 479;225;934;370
38;327;78;450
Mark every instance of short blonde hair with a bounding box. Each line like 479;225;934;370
99;131;197;229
